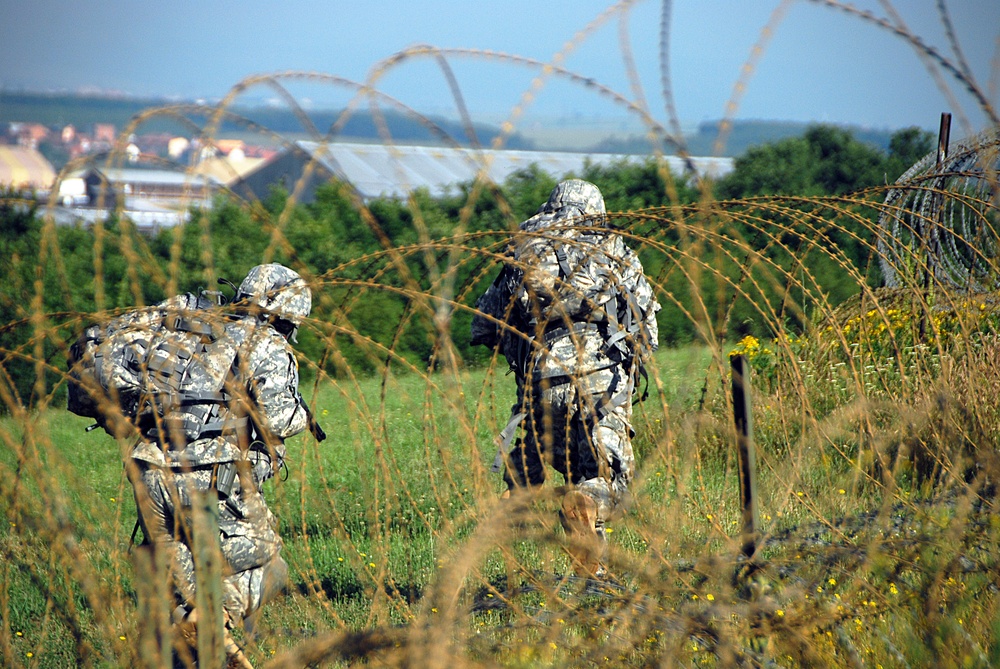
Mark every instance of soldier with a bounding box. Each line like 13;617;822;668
126;263;316;667
471;180;659;576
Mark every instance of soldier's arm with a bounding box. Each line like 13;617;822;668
623;245;661;355
471;263;522;348
248;335;310;441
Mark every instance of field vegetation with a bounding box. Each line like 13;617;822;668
1;5;999;664
4;139;1000;666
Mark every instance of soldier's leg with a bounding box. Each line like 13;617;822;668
161;467;277;669
218;481;287;627
523;383;602;576
134;464;201;606
170;606;254;669
561;376;635;576
503;436;548;493
135;465;224;666
560;488;602;576
588;406;635;513
224;554;289;634
219;490;283;575
560;424;608;578
503;381;557;494
218;539;287;625
218;521;288;663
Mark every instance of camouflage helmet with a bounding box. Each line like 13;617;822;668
541;179;606;219
236;264;312;327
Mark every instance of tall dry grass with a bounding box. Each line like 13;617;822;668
2;2;1000;667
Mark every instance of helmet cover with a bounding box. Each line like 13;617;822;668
236;264;312;326
521;179;606;232
542;179;606;217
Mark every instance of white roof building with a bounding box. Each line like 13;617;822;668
232;141;734;204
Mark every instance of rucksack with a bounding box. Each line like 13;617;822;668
513;223;621;325
516;221;656;366
67;292;251;445
473;220;656;397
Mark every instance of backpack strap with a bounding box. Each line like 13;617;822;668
592;367;633;421
166;314;217;341
490;410;527;473
145;415;249;442
553;243;573;277
175;391;229;404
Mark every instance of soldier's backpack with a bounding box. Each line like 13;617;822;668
514;221;622;325
67;292;251;445
521;217;655;359
473;217;656;396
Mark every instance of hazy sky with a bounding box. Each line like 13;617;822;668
2;0;997;137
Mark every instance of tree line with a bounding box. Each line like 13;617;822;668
0;123;934;407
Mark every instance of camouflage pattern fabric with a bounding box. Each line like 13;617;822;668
235;262;312;336
508;333;635;512
472;180;660;533
129;319;309;469
133;462;287;622
126;265;311;625
528;177;607;224
68;292;222;436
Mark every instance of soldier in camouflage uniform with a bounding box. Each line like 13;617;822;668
128;264;313;665
471;180;659;576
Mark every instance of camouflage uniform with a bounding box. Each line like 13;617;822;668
472;180;659;569
130;264;312;627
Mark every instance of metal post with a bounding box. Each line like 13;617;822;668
920;112;951;337
937;112;952;168
731;354;759;561
934;113;952;258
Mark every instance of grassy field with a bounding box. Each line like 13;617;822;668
3;141;1000;665
4;319;1000;668
3;1;998;659
0;345;707;660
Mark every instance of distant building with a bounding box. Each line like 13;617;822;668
93;123;117;144
167;136;190;159
230;141;735;204
231;143;333;202
46;196;192;232
214;139;245;156
243;145;278;160
57;173;87;206
0;145;56;192
48;166;223;232
81;166;221;208
133;132;173;156
8;122;50;149
193;154;267;188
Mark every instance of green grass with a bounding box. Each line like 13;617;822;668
6;334;999;668
0;345;740;664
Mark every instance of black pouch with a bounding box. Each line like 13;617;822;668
213;461;238;497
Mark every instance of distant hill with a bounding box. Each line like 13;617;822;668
1;90;912;159
0;90;537;149
588;119;906;157
0;90;160;131
686;119;904;156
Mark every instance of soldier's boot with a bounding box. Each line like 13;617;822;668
171;606;199;666
244;555;289;638
221;610;255;669
560;490;603;577
171;606;255;669
223;631;254;669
